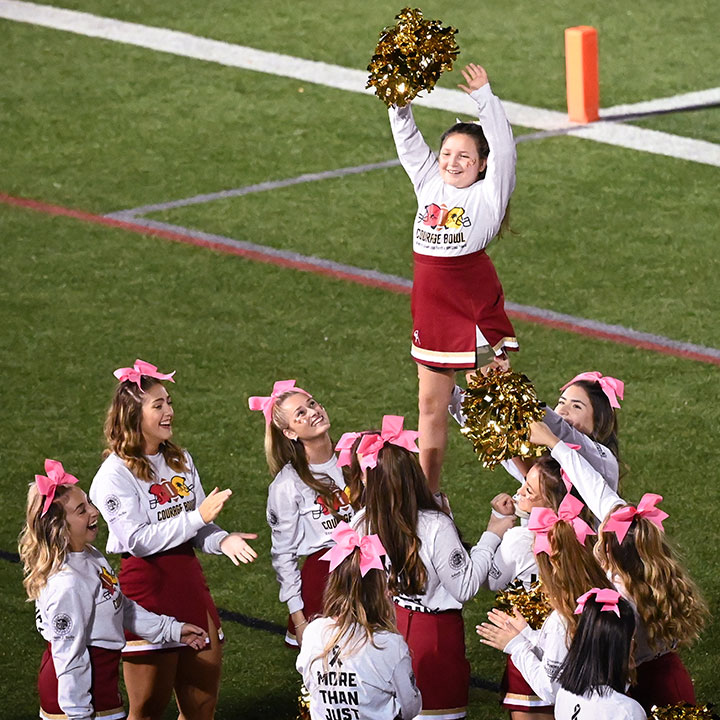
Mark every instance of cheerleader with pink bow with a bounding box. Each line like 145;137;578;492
529;421;708;712
341;415;516;720
476;494;613;717
296;522;422;720
249;380;358;647
553;589;646;719
20;460;208;720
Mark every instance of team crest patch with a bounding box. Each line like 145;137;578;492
52;613;73;636
105;495;121;515
268;510;279;527
449;548;466;570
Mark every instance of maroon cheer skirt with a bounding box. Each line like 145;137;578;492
119;541;221;655
395;604;469;717
411;250;518;369
500;655;554;713
39;644;124;719
629;651;696;713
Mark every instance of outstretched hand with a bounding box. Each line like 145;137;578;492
220;532;258;566
476;608;527;651
458;63;489;94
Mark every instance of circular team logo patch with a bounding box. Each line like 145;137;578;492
449;548;466;570
52;613;73;636
105;495;121;515
267;510;279;527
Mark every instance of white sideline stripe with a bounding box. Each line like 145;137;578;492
112;214;720;361
2;0;720;166
601;87;720;117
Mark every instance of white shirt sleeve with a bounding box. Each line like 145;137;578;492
390;639;422;719
503;611;568;704
429;514;500;603
486;527;536;592
91;460;206;557
388;102;437;190
551;441;625;521
43;579;95;720
121;595;182;645
267;473;305;614
543;408;619;490
500;458;527;484
186;458;229;554
470;84;517;231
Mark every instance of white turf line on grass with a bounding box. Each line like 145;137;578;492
2;0;720;167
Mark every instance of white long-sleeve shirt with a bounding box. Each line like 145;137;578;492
504;610;569;704
297;617;422;720
486;525;538;592
389;83;516;257
543;408;619;490
267;457;354;614
90;451;228;557
353;507;501;612
36;546;182;720
555;687;647;719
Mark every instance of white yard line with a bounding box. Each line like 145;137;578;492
2;0;719;166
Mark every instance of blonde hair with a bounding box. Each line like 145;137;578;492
103;376;187;483
536;522;613;640
18;483;74;600
264;391;351;515
318;548;397;666
597;509;708;652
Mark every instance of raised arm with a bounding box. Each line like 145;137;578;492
388;102;437;190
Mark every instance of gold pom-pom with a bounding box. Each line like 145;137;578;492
460;370;547;470
494;580;553;630
296;682;311;719
366;7;460;107
650;703;719;720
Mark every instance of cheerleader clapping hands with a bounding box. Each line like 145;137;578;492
296;522;421;720
90;360;257;720
553;589;646;719
20;460;207;720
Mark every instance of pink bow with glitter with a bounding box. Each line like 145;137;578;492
248;379;309;426
355;415;419;471
35;459;80;516
560;371;624;409
603;493;668;543
574;587;622;617
320;521;387;576
528;494;596;555
113;359;175;391
335;432;362;468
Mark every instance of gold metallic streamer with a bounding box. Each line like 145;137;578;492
494;580;553;630
366;7;460;107
296;682;311;719
650;703;719;720
461;370;547;470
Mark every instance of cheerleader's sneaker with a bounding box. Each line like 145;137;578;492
448;384;467;426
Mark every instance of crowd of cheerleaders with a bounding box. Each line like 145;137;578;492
19;359;709;720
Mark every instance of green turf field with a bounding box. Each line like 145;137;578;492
1;2;718;718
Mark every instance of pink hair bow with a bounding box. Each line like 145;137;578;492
114;359;175;391
248;379;309;426
528;493;596;555
560;371;624;409
320;521;387;576
603;493;668;543
355;415;419;471
335;432;362;468
35;459;80;516
574;588;622;617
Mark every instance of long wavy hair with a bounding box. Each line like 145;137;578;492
264;391;349;516
567;379;620;460
103;376;187;483
18;483;75;600
596;509;708;652
318;548;397;666
535;523;614;640
554;594;636;696
440;122;512;237
361;443;449;597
